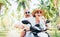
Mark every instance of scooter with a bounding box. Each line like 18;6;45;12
22;20;50;37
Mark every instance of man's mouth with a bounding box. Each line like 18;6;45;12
26;15;30;16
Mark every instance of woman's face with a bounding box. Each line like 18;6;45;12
35;12;42;17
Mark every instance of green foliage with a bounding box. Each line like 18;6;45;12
0;0;60;37
37;0;58;21
17;0;28;11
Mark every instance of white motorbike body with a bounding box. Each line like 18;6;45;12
38;32;48;37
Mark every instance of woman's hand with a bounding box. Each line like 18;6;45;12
36;16;40;24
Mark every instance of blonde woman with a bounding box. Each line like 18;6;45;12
31;9;50;37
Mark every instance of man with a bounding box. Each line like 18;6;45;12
15;9;33;37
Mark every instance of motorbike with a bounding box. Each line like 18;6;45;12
22;20;50;37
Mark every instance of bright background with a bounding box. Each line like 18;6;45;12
0;0;60;37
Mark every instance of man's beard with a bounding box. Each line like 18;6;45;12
26;15;30;16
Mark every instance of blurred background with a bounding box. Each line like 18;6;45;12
0;0;60;37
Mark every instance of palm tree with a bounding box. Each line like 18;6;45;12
0;0;11;30
0;3;3;10
37;0;58;21
0;0;30;29
55;0;60;30
58;0;60;16
17;0;30;12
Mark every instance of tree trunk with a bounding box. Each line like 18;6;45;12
54;0;58;8
0;3;3;14
58;7;60;16
0;3;3;10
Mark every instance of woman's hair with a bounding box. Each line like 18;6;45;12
32;9;44;17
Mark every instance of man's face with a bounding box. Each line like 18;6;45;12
24;11;30;17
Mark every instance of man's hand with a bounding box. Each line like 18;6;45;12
20;29;26;37
23;25;30;31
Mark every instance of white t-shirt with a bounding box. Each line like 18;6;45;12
28;16;47;30
20;16;34;27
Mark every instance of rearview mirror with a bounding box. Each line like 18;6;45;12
22;20;31;24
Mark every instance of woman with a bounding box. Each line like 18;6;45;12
31;9;50;37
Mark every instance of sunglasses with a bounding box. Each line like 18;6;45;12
25;11;30;14
36;12;42;14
